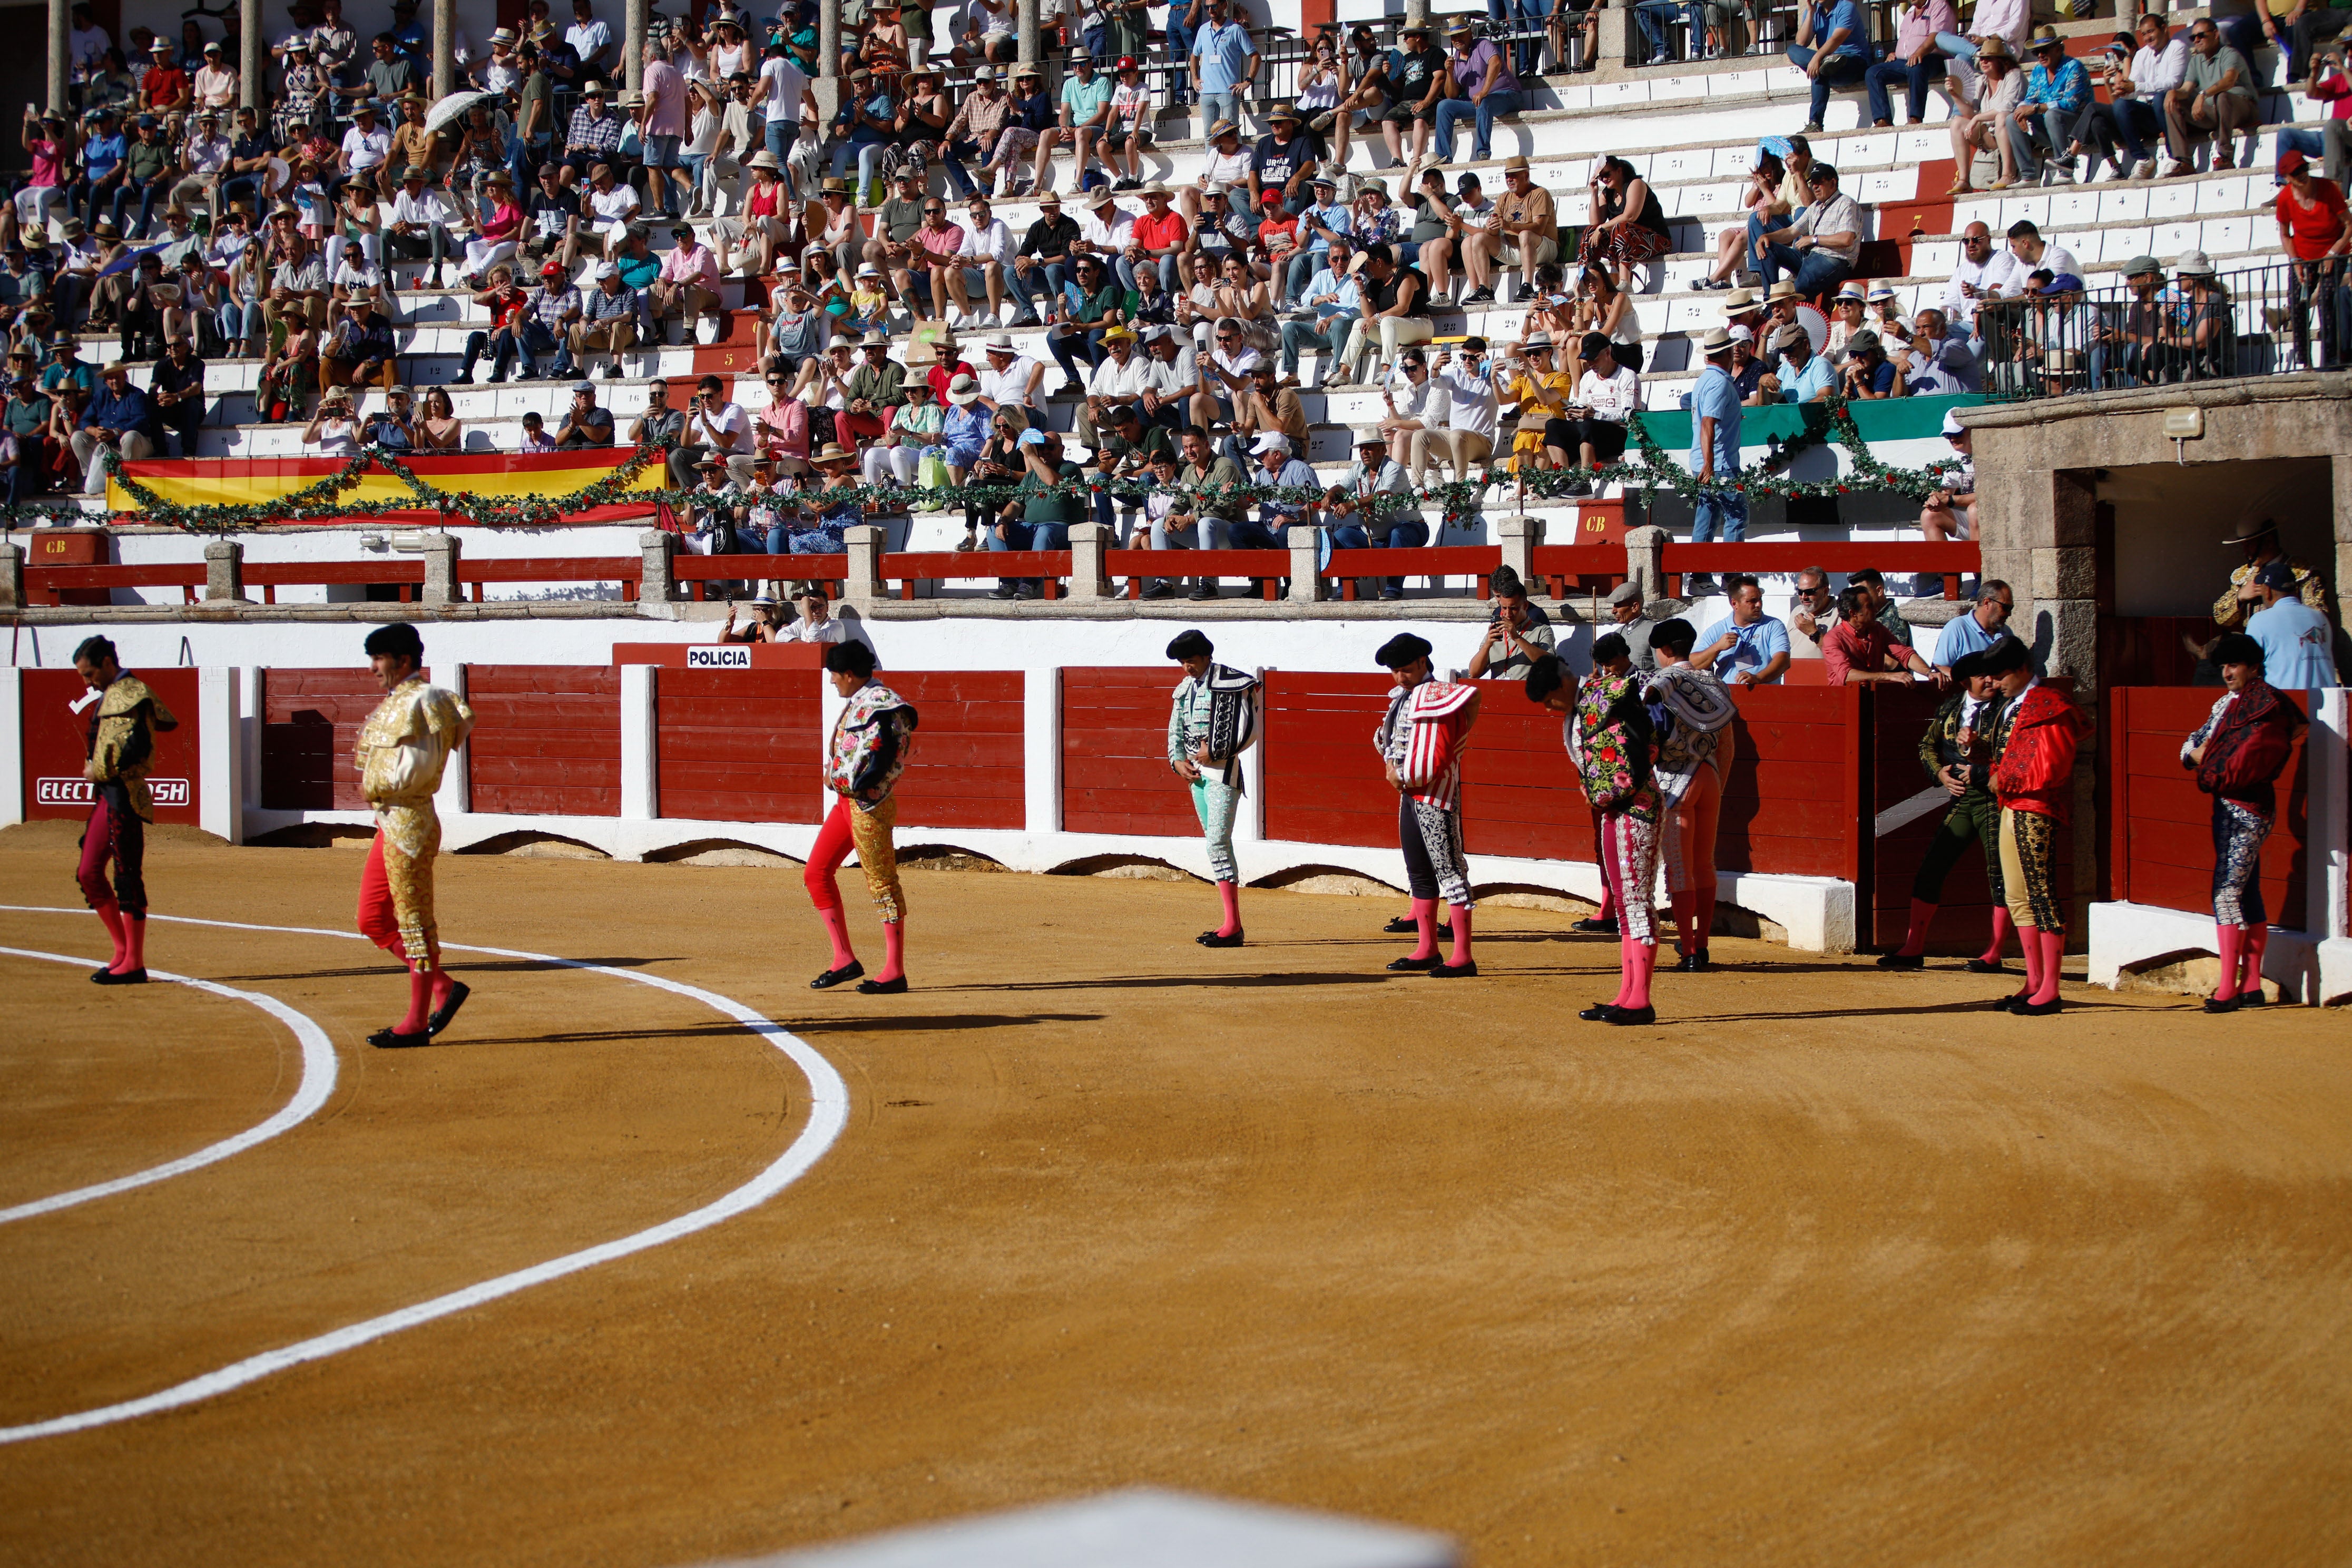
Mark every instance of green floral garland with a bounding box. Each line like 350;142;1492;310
0;396;1958;534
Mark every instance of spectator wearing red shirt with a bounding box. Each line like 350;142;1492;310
908;197;967;321
2275;150;2350;368
1821;586;1942;686
1256;188;1299;288
1129;181;1191;293
140;37;190;115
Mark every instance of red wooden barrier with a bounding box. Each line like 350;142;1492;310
1528;544;1628;600
1719;683;1865;880
18;668;202;826
1105;548;1283;600
883;551;1070;600
655;667;822;824
464;665;623;817
22;563;205;605
260;668;383;810
1661;542;1981;599
1459;679;1595;864
1059;667;1198;837
884;670;1026;831
1320;546;1499;601
2109;686;2310;922
1261;671;1397;850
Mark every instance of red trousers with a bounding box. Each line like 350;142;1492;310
78;788;148;917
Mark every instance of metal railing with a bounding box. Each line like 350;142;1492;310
1972;261;2350;400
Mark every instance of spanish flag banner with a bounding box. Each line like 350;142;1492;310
109;449;669;522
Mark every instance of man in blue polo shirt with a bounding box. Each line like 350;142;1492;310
69;358;161;490
2241;558;2340;689
1686;325;1744;595
1788;0;1871;133
1188;0;1256;142
1693;575;1792;687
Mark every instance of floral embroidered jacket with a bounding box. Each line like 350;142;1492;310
1574;670;1660;823
826;681;919;810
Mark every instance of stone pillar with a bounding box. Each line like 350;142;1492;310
0;541;21;611
2029;468;2100;688
843;523;885;608
1594;0;1632;76
46;0;66;117
419;531;462;605
433;0;456;100
203;539;246;602
2334;452;2352;627
1497;512;1541;591
1287;533;1321;604
1018;0;1039;69
241;0;266;114
1067;520;1110;600
624;0;648;94
639;528;677;603
1402;0;1426;28
1621;524;1669;604
816;0;840;126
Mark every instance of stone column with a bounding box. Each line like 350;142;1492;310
433;0;456;100
1017;0;1039;70
1067;521;1110;600
46;0;67;116
1621;523;1669;604
843;523;885;608
1287;533;1321;604
0;541;22;611
1497;512;1541;591
419;531;462;605
242;0;266;114
1594;0;1632;77
203;539;247;602
624;0;648;94
816;0;840;128
639;529;677;603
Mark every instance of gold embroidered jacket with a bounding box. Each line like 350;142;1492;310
357;676;475;815
83;674;180;821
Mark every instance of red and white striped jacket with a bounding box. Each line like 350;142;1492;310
1376;679;1480;811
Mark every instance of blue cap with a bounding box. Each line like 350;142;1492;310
2038;272;2084;295
2253;558;2297;591
136;114;158;129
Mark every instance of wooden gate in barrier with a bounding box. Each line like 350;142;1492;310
259;668;385;811
1059;668;1200;837
655;668;824;824
884;671;1026;833
465;665;622;817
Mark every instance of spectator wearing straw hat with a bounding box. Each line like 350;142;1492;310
1685;327;1745;570
2007;25;2093;185
384;164;457;289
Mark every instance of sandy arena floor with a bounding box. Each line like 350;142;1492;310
1;821;2347;1567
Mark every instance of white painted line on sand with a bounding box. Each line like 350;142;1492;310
0;946;339;1226
0;906;850;1446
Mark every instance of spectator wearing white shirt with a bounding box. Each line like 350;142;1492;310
756;46;814;162
169;110;233;217
339;101;391;183
1075;326;1153;447
1277;234;1359;385
329;239;389;313
1139;327;1195;429
1377;350;1447;468
1077;188;1141;291
2001;220;2077;297
975;332;1047;424
68;3;110;83
564;0;612;77
579;161;641;256
1554;330;1638;495
1415;336;1498;487
1941;220;2018;333
944;195;1017;328
1188;317;1263;429
670;371;759;488
384;164;458;287
2096;16;2184;180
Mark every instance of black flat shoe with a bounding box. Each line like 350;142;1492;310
1198;928;1245;947
1429;960;1478;978
2202;995;2240;1013
1991;993;2025;1012
1381;916;1454;938
1674;951;1710;972
1578;1003;1620;1021
1876;951;1924;970
2013;996;2065;1017
427;980;471;1036
1570;917;1619;935
2236;991;2267;1007
1965;958;2006;974
91;967;148;985
368;1025;432;1048
1386;954;1443;972
809;961;866;990
1603;1005;1657;1026
855;975;908;994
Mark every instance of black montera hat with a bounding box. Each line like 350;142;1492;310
1978;635;2030;675
1166;629;1213;660
1375;633;1434;669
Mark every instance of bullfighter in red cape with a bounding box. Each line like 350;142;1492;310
1983;635;2093;1016
1373;632;1482;977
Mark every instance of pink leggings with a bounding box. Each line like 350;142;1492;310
77;790;148;918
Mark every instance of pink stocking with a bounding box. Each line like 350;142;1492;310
2240;922;2268;999
1216;880;1241;938
876;918;905;983
1982;906;2014;966
1669;890;1697;957
817;904;856;969
121;915;146;975
397;964;432;1035
2030;929;2065;1006
1447;904;1473;965
2213;924;2243;1003
2012;924;2042;1003
1408;897;1438;960
93;898;127;968
1900;897;1936;957
1622;936;1656;1011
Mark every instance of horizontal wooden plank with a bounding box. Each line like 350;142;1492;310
659;789;820;824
